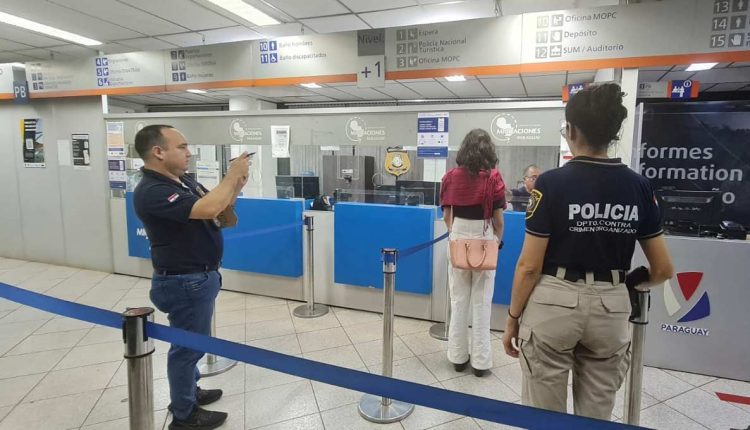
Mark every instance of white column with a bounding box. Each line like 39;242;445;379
616;68;639;166
228;96;276;197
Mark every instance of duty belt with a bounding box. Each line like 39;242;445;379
542;265;626;285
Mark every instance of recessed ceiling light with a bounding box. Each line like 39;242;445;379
300;83;322;89
186;89;207;94
205;0;279;26
0;11;102;46
445;75;466;82
685;62;718;71
438;1;465;5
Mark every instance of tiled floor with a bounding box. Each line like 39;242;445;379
1;257;749;430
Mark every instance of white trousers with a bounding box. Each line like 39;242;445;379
447;217;496;370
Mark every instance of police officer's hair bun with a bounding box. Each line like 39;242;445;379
565;83;627;150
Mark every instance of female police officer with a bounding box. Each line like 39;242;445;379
501;83;674;420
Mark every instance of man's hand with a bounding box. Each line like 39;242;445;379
227;152;251;183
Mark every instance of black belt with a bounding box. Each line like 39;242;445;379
153;265;219;276
542;265;626;285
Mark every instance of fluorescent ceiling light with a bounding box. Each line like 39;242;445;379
438;1;466;5
686;62;718;71
205;0;279;26
300;83;321;89
10;62;26;69
0;11;102;46
445;75;466;82
187;89;207;94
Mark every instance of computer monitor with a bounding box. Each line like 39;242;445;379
655;189;722;234
275;176;320;199
395;180;441;206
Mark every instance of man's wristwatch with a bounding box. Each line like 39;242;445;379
498;240;504;250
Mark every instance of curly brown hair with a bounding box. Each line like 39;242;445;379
455;128;498;176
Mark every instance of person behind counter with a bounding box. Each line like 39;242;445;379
501;83;674;420
440;128;506;377
133;125;250;430
509;165;541;212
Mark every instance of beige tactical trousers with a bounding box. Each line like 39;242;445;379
518;274;631;420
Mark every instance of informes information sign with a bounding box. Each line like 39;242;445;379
417;112;449;158
22;118;45;168
71;134;91;169
385;17;521;72
640;102;750;227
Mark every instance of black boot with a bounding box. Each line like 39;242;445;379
169;406;228;430
453;359;470;372
196;387;223;406
472;367;487;377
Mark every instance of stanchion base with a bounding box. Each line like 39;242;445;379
429;322;448;341
198;356;237;377
293;303;329;318
358;394;414;423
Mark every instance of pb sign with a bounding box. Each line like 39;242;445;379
13;81;29;104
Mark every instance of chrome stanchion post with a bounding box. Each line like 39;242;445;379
199;311;237;377
359;249;415;423
294;214;328;318
429;265;450;341
624;288;650;426
123;307;155;430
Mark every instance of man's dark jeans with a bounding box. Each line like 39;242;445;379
150;270;221;420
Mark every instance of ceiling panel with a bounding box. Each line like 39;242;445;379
47;44;99;57
478;76;526;97
374;82;422;99
359;0;496;28
704;83;747;92
200;27;263;44
48;0;188;35
120;0;239;30
339;0;417;13
638;70;668;81
521;73;565;96
659;71;696;81
0;38;32;51
99;43;139;54
157;33;205;47
301;95;336;102
729;62;750;67
639;66;673;71
263;0;350;19
307;86;363;100
300;15;371;33
335;86;392;99
0;51;39;62
0;0;141;40
119;37;178;50
13;48;63;60
242;86;316;97
440;78;491;98
0;23;71;47
401;81;456;98
690;67;750;84
254;23;309;38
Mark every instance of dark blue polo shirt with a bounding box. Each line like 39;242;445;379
133;168;223;272
525;156;662;271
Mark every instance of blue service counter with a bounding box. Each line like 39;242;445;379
119;197;524;326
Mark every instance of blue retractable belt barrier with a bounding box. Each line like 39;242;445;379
0;282;642;430
397;231;450;260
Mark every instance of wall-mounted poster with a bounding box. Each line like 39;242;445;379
22;118;45;168
71;134;91;170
